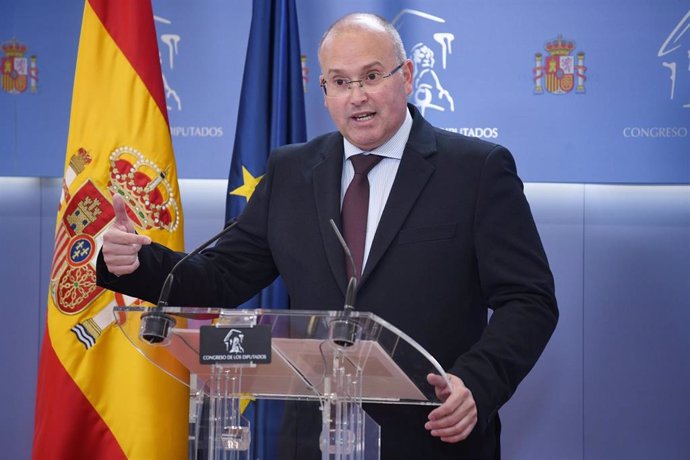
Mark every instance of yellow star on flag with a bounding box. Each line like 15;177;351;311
229;165;263;202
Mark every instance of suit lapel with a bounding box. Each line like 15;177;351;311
312;135;348;295
361;107;437;286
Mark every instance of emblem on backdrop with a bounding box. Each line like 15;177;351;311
657;10;690;108
154;15;182;112
533;35;587;95
1;39;38;94
153;12;224;139
392;9;498;139
392;9;456;116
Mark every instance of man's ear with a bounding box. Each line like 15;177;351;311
403;59;414;95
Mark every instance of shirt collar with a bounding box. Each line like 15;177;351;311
343;107;413;160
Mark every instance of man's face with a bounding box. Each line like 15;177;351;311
319;28;413;152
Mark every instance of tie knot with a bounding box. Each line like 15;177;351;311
350;154;383;175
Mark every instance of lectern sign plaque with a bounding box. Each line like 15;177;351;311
199;325;271;364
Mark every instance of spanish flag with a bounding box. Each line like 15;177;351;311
32;1;187;458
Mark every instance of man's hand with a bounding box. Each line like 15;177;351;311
425;373;478;443
101;194;151;276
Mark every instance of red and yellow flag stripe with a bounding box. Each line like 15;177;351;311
33;1;187;458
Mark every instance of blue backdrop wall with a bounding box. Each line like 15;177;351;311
1;1;689;459
2;0;688;182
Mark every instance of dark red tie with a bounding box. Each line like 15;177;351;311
342;154;383;280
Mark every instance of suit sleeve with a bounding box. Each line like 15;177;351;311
448;145;558;431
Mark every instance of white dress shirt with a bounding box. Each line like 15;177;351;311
340;107;413;271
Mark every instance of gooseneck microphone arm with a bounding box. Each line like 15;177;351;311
329;219;357;311
156;218;239;307
141;218;239;344
327;219;362;348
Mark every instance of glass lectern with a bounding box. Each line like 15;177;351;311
114;307;450;460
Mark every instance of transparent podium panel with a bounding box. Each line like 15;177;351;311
114;307;451;460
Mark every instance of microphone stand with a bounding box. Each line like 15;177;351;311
140;219;239;344
328;219;362;347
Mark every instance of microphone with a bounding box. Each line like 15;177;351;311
140;218;239;344
328;219;361;347
328;219;357;311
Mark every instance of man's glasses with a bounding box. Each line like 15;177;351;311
320;62;405;98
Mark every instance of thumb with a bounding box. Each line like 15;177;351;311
427;373;453;402
427;373;446;387
111;194;135;233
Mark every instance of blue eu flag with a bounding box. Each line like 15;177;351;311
225;0;306;309
224;0;306;458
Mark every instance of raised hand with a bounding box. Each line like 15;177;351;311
101;194;151;276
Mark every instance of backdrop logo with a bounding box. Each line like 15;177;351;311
622;126;688;138
392;9;455;116
154;16;182;112
657;10;690;108
154;13;224;138
1;39;38;94
533;35;586;95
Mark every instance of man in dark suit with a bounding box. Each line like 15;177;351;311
97;13;557;459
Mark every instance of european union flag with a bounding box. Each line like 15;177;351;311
225;0;306;309
224;0;306;458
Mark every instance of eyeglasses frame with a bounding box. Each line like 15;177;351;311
320;61;407;97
